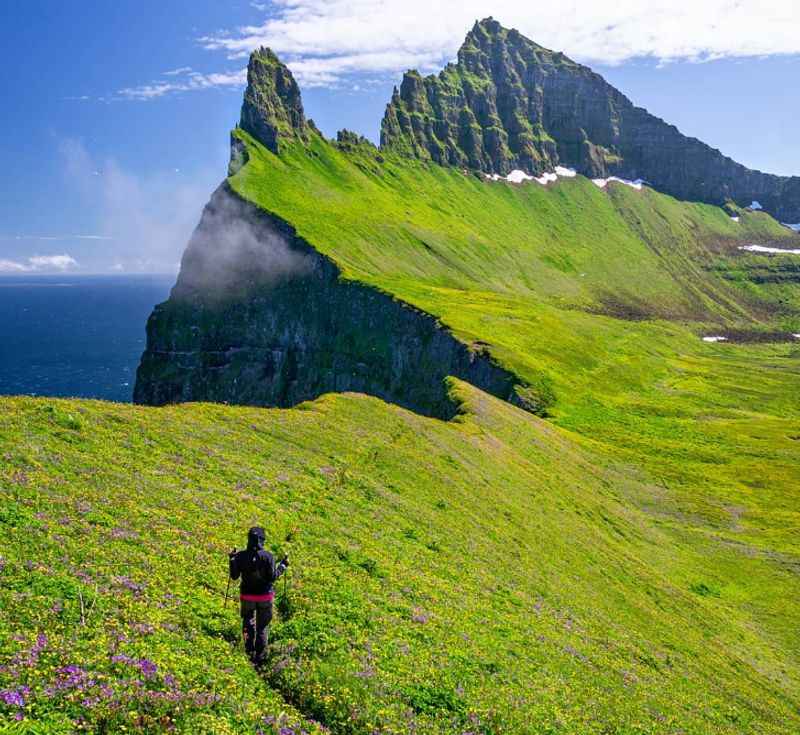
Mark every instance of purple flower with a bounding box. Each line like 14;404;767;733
1;687;27;707
45;665;92;694
411;608;430;624
113;576;145;594
138;659;157;678
110;527;139;541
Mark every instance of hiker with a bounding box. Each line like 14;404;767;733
228;526;288;665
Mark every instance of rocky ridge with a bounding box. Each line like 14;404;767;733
381;18;800;222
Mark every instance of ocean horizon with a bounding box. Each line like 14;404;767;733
0;274;174;402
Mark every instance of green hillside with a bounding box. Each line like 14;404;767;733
228;129;800;544
2;378;799;733
4;53;800;735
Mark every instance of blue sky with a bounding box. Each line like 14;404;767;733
2;1;799;274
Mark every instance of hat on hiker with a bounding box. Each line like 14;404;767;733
247;526;266;550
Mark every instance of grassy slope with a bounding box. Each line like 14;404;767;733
1;385;799;734
229;129;800;558
2;131;800;733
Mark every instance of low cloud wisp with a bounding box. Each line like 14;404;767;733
58;138;219;274
176;185;313;297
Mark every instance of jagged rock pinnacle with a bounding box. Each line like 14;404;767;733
240;47;307;154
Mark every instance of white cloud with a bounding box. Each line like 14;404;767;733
0;260;29;273
28;255;78;270
286;50;445;86
0;254;78;273
163;66;193;76
58;139;217;274
118;68;247;101
198;0;800;87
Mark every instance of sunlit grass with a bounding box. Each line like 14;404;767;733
1;130;799;733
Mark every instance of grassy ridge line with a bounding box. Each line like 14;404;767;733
229;129;795;324
1;385;799;733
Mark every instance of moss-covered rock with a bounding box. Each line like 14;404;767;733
240;47;308;154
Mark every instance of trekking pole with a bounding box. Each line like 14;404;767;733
225;547;236;609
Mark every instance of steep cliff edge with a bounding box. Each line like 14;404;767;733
134;184;537;418
381;18;800;222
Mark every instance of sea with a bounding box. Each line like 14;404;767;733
0;275;174;403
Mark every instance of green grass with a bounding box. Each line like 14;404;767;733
2;129;800;733
229;129;796;327
2;383;799;733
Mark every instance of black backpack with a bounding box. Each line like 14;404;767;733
243;550;274;589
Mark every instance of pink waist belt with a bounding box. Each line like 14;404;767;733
240;592;275;602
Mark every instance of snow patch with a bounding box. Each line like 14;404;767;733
592;176;645;191
750;201;763;210
506;170;534;184
794;334;800;340
487;167;577;186
554;166;577;178
739;244;800;255
783;223;800;232
730;216;740;223
702;336;728;343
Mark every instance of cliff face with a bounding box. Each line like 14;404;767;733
134;185;534;419
381;18;800;222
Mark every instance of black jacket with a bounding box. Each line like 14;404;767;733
229;534;287;596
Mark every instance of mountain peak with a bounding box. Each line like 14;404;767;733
240;47;307;154
380;19;800;221
469;16;504;38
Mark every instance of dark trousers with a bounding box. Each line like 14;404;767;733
240;599;273;662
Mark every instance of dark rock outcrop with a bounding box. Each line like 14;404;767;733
381;17;800;222
134;185;533;419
